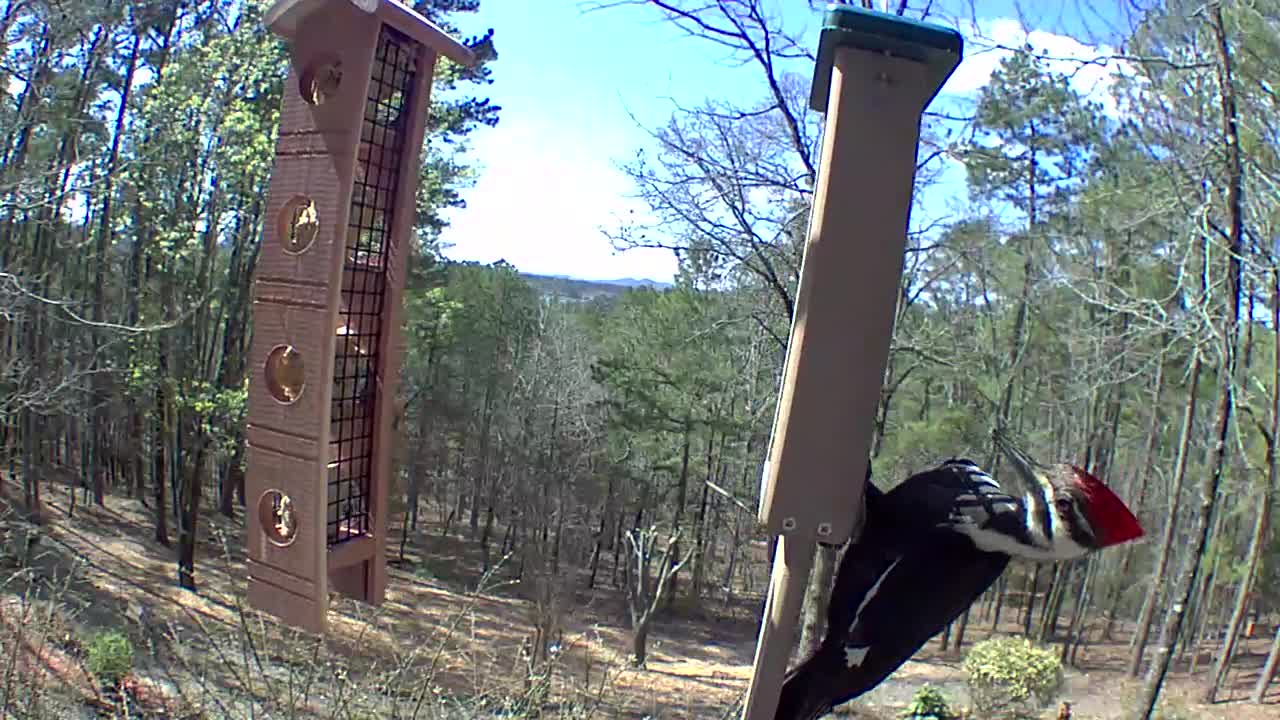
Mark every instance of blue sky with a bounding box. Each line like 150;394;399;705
435;1;1130;282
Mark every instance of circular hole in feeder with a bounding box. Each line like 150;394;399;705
299;57;342;105
258;490;298;547
278;195;320;255
265;345;306;404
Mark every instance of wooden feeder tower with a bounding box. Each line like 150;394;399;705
245;0;475;634
742;6;962;718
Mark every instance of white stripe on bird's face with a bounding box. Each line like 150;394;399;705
956;489;1091;562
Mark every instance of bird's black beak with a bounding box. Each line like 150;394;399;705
992;427;1048;494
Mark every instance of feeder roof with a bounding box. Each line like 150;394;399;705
809;4;962;112
265;0;477;67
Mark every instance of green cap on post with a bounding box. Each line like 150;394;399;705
809;3;964;112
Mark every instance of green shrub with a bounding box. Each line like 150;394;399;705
85;630;134;687
961;636;1062;719
901;684;955;719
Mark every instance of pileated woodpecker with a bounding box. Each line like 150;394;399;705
774;429;1144;720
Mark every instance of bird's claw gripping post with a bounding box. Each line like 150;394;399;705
743;6;961;720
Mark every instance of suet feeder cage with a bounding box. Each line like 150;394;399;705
244;0;475;634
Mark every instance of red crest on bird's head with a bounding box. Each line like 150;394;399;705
1068;466;1144;547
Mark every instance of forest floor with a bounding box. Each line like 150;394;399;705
0;481;1277;719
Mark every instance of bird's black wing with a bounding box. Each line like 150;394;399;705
774;460;1017;720
819;460;1017;657
830;534;1009;699
820;478;894;649
777;536;1009;720
876;461;1023;542
776;481;899;720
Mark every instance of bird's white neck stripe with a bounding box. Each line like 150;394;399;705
962;489;1088;562
1023;491;1053;548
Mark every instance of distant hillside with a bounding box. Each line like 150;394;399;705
520;272;674;303
599;277;674;288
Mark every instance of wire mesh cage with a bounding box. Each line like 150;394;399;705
327;24;418;547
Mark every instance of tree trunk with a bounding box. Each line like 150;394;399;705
1182;513;1225;671
723;506;743;606
953;607;971;655
1105;348;1168;640
1206;286;1278;700
89;26;140;508
480;501;496;572
1062;558;1095;666
691;427;723;604
588;472;615;590
470;376;497;537
1129;355;1201;677
1253;623;1280;703
153;261;172;547
798;544;838;659
1137;17;1243;717
1024;564;1040;636
625;527;689;667
1039;563;1068;644
990;574;1006;635
631;620;650;667
611;513;624;589
176;430;207;590
127;6;182;505
666;421;693;608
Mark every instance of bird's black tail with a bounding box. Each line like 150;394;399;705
773;457;882;720
774;647;838;720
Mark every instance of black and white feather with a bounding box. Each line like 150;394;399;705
774;458;1039;720
771;431;1145;720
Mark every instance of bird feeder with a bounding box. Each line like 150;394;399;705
743;6;961;718
244;0;475;634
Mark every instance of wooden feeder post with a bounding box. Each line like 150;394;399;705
742;6;961;718
244;0;475;634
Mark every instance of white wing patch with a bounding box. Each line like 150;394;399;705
841;556;903;668
844;646;870;668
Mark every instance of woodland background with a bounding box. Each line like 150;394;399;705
2;0;1280;718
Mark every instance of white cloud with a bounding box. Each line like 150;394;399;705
941;17;1135;118
438;122;678;283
